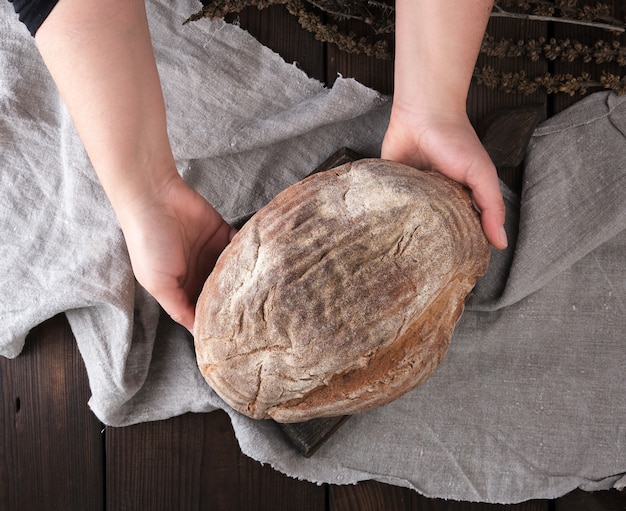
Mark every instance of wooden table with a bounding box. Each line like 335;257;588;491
2;3;625;510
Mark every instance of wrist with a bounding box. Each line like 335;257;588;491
392;0;493;120
388;95;470;136
106;158;182;227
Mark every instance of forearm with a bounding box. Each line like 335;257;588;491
393;0;493;116
35;0;177;220
32;0;241;328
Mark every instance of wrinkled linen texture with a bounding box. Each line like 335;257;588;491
0;0;624;504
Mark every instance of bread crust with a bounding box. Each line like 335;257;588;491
194;159;489;422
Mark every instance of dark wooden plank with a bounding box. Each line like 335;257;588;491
555;488;626;511
478;105;545;192
329;480;551;510
324;17;394;94
471;17;549;124
326;49;394;95
329;480;418;510
0;314;104;511
472;16;549;194
106;410;327;511
550;0;625;115
479;105;545;169
228;4;327;84
279;405;350;458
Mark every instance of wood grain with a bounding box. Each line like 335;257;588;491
555;489;626;511
324;17;394;94
330;480;418;511
550;0;625;115
0;315;103;511
472;17;549;194
228;4;327;84
329;480;552;510
106;410;326;511
471;17;549;124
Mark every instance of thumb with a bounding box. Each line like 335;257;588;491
157;287;195;333
469;174;507;250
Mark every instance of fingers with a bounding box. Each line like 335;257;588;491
383;122;508;250
466;163;508;250
478;200;508;250
157;287;195;333
173;222;236;333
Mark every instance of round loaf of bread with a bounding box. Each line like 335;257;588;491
194;158;489;422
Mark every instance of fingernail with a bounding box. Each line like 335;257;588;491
499;225;508;249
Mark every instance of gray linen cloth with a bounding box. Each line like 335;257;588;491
1;0;624;504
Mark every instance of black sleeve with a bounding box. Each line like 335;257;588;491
8;0;59;36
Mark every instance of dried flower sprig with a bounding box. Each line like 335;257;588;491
186;0;285;22
481;34;626;65
302;0;395;34
492;0;623;32
285;0;392;58
185;0;393;58
187;0;626;58
187;0;626;96
475;66;626;96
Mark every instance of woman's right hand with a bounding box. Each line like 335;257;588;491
119;175;237;332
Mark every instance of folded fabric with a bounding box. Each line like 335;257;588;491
1;0;624;504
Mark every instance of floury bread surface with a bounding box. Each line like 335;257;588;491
194;159;490;422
